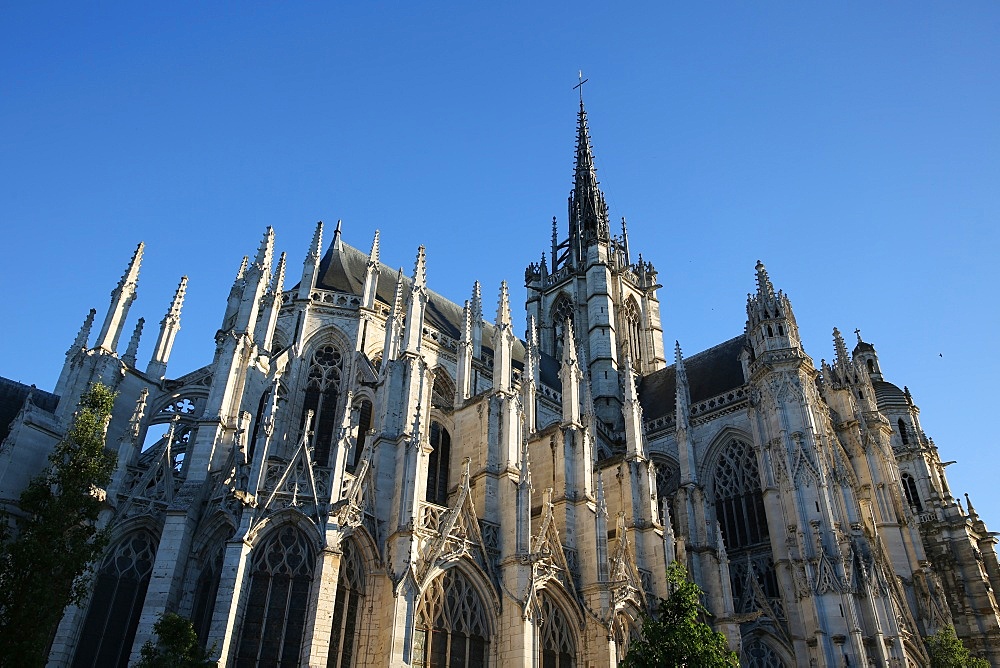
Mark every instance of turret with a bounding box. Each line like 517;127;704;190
852;329;883;382
745;260;802;360
146;276;187;379
94;242;144;353
361;230;380;309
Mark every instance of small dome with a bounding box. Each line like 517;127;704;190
873;380;907;408
853;341;876;355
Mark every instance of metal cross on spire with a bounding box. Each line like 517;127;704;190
573;70;589;103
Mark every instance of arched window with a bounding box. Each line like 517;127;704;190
328;540;366;668
551;296;574;359
413;568;490;668
901;472;923;512
867;359;875;374
351;399;373;471
621;296;642;365
540;593;575;668
898;419;910;445
303;343;344;466
72;531;157;668
714;439;768;551
652;458;679;534
431;371;455;411
235;525;315;667
191;542;225;645
611;610;640;664
425;422;451;506
743;637;786;668
713;439;781;620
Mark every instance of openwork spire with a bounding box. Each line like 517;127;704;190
568;96;611;253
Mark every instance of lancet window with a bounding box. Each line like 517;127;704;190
551;295;574;359
413;568;490;668
425;421;451;506
901;472;922;512
621;296;642;365
898;419;910;445
713;438;781;620
191;542;225;645
72;531;158;668
540;593;575;668
351;398;373;471
235;525;315;668
302;343;344;466
328;539;366;668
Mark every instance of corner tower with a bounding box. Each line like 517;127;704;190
525;90;666;436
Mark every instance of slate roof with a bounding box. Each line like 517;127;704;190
637;336;747;422
0;377;59;442
873;380;909;409
302;237;526;367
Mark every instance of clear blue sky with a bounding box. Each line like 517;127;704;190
3;4;998;521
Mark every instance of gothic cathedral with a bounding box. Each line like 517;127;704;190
2;98;999;667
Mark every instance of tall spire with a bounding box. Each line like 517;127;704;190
95;242;144;353
470;280;483;358
121;318;144;367
147;277;187;378
67;308;97;357
568;89;610;255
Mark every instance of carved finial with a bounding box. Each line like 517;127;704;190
755;259;775;298
561;317;577;365
122;318;144;366
115;242;144;293
307;221;324;262
391;268;405;314
254;226;275;267
368;229;381;265
833;327;849;366
412;245;427;290
272;253;286;293
68;308;97;355
496;281;511;327
235;256;249;282
471;281;482;321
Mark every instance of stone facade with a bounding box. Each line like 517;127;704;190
2;100;999;667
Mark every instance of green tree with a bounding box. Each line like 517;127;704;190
0;383;118;667
135;613;217;668
621;561;739;668
925;625;990;668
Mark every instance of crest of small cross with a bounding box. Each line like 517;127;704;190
573;70;589;102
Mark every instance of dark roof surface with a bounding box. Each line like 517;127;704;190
873;380;908;408
638;336;747;421
0;377;59;441
306;237;525;362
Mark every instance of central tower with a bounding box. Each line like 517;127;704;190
525;95;666;438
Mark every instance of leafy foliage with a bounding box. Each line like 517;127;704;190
0;383;118;667
136;613;217;668
621;561;739;667
925;625;990;668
